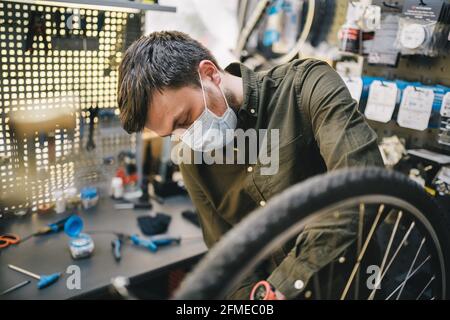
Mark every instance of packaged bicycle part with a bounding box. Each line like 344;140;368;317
364;80;398;123
368;13;401;66
397;86;435;131
395;0;449;57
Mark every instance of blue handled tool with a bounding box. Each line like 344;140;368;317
8;264;61;289
111;234;124;261
130;234;158;252
130;235;191;252
21;215;74;242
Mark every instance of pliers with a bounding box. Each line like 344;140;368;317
111;233;182;261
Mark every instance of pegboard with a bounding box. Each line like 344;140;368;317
363;53;450;87
362;0;450;153
0;0;142;214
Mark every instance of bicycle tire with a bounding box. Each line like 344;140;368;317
174;167;450;300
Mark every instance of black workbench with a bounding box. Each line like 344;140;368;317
0;194;207;300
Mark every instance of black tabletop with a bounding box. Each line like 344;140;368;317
0;194;207;300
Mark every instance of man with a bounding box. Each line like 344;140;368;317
117;31;383;299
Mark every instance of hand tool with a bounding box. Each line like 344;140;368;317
8;264;61;289
0;233;21;249
88;230;202;260
114;202;153;210
130;234;203;252
0;280;31;296
21;215;74;243
24;11;49;53
86;106;99;151
111;234;124;261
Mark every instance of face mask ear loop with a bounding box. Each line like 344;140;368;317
198;71;208;109
218;83;231;110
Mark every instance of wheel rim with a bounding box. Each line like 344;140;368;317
179;195;446;300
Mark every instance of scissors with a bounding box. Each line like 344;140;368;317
0;234;21;249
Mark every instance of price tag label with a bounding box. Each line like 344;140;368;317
397;86;434;131
440;92;450;117
364;80;398;123
341;76;363;103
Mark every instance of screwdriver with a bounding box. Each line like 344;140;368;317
21;215;73;242
114;203;153;210
8;264;61;289
0;280;30;296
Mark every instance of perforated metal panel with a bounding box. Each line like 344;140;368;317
0;1;141;214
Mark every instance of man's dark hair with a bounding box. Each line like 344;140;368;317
117;31;221;133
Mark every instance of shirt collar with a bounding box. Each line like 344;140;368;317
225;62;259;121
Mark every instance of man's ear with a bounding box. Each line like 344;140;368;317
198;60;221;85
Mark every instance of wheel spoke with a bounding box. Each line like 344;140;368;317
368;210;403;300
378;221;416;282
416;276;435;300
340;204;384;300
385;254;431;300
396;238;426;300
355;203;365;300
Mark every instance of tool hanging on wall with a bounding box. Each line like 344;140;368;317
52;9;63;37
97;11;106;34
86;106;99;151
24;11;50;53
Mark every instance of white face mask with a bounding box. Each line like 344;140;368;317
179;72;237;152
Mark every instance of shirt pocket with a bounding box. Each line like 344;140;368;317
252;133;306;202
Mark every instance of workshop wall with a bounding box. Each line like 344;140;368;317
0;1;141;215
362;0;450;153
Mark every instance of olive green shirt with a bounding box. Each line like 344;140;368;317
179;58;383;298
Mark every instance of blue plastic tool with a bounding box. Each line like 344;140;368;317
129;234;182;252
130;234;158;252
8;264;61;289
37;273;61;289
64;215;94;259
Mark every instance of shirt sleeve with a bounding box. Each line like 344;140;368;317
267;60;384;299
302;60;383;169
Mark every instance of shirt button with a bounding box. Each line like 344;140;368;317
294;280;304;290
259;200;266;207
250;108;256;114
247;166;253;173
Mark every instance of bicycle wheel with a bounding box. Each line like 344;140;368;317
174;167;450;300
